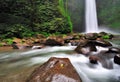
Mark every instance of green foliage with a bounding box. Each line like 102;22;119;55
0;0;71;39
0;24;35;39
40;32;50;37
3;38;13;45
102;35;110;39
0;43;3;47
58;0;73;32
58;0;66;16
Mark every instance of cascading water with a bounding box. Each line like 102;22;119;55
85;0;98;33
0;46;120;82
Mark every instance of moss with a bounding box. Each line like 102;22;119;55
102;35;110;39
58;0;73;32
0;43;3;47
3;38;14;45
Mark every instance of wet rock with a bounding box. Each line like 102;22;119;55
75;46;96;55
112;35;120;40
108;34;114;39
98;32;114;39
12;42;31;49
75;40;97;55
85;33;98;40
100;47;120;58
44;39;63;46
38;39;46;44
114;54;120;65
89;55;99;64
31;45;44;49
93;39;112;47
32;38;46;45
64;36;74;43
26;57;82;82
74;38;112;55
72;34;82;40
69;40;80;46
99;32;108;36
64;33;84;43
22;38;34;46
11;42;19;49
32;39;40;44
94;50;114;69
107;47;120;54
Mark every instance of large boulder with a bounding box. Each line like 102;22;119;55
44;39;63;46
85;33;98;40
64;33;84;44
92;39;112;47
89;54;113;69
95;47;120;60
74;38;112;55
64;36;74;43
75;40;97;55
92;49;116;69
26;57;82;82
69;40;80;46
98;32;114;39
114;54;120;65
107;47;120;54
89;55;100;64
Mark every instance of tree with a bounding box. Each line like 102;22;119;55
0;0;71;38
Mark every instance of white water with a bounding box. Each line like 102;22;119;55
0;46;120;82
85;0;98;33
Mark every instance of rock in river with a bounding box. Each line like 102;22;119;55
75;40;97;55
44;39;63;46
26;57;82;82
114;54;120;65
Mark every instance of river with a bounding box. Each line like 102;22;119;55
0;39;120;82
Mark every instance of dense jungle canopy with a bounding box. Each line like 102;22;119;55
0;0;71;39
0;0;120;39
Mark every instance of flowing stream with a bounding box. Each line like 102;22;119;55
0;40;120;82
85;0;98;33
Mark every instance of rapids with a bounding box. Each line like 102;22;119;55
0;44;120;82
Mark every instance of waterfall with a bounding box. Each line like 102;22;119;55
85;0;98;33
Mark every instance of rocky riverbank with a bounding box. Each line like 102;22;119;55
0;32;119;50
